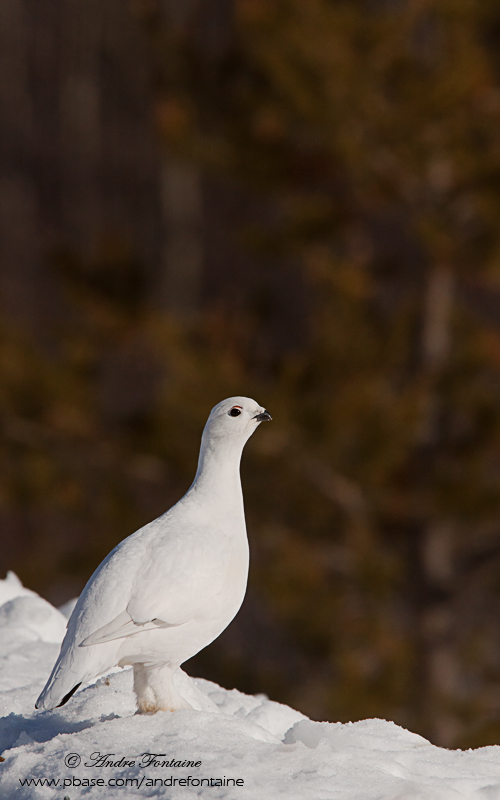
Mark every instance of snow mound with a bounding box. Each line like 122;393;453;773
1;574;500;799
0;571;37;606
58;597;78;619
0;595;67;644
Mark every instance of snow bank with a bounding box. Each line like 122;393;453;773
1;573;500;799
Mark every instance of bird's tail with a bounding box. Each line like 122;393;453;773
35;646;86;709
35;632;110;710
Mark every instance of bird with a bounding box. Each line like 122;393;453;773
35;397;271;714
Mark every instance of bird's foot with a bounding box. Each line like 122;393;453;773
135;701;176;714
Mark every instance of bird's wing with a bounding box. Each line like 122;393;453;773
79;610;164;646
80;523;235;647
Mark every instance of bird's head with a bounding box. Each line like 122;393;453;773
202;396;272;449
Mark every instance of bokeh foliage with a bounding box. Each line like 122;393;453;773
142;0;500;746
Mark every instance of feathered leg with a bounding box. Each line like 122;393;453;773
133;663;193;713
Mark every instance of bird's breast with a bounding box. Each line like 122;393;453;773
220;533;249;604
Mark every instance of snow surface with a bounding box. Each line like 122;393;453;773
1;573;500;798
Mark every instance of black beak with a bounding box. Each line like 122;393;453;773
253;409;272;422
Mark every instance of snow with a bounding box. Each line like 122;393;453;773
1;573;500;798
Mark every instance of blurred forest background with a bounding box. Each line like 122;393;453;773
4;0;500;749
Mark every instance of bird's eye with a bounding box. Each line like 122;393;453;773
228;407;242;417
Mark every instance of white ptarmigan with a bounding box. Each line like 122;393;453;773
35;397;271;714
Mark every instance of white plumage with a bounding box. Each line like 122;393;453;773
36;396;271;714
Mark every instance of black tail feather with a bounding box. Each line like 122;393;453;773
56;683;82;708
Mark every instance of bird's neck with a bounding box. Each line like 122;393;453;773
187;437;245;520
